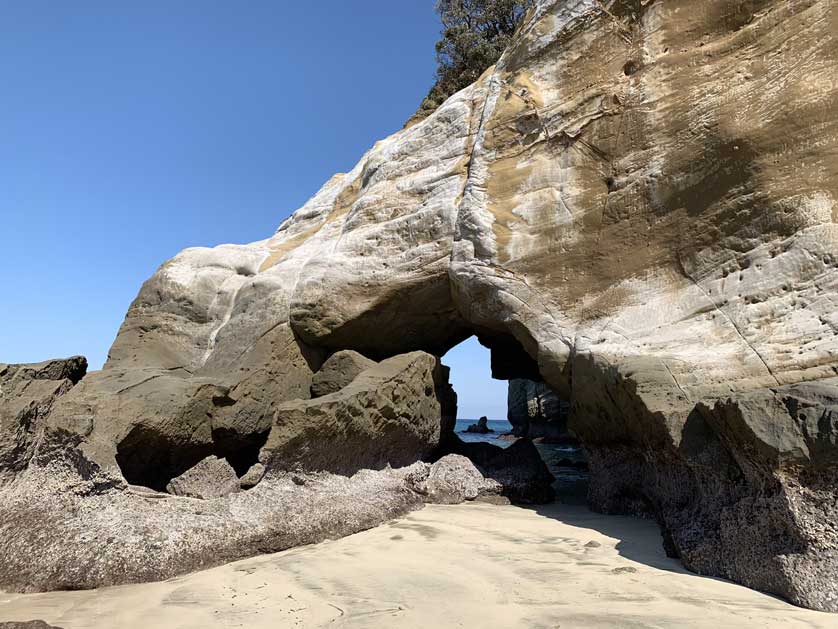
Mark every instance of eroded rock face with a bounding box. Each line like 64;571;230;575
262;351;457;475
507;378;569;440
0;357;86;485
1;0;837;611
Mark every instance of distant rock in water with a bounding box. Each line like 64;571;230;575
465;416;493;434
1;0;838;613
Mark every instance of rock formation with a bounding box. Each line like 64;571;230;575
1;0;837;612
165;455;241;499
465;415;493;433
507;378;570;440
408;454;503;504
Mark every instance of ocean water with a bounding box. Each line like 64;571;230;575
454;419;514;448
453;418;589;502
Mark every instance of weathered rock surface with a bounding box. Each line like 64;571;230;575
0;357;86;485
507;378;569;440
0;462;435;592
1;0;837;612
409;454;502;504
165;455;240;499
0;622;63;629
239;462;265;489
310;350;376;397
262;352;457;475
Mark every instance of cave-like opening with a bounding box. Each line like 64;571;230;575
441;335;589;504
115;424;269;492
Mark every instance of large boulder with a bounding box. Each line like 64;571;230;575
310;350;376;397
262;351;457;475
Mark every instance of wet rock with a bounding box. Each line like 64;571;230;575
465;416;493;434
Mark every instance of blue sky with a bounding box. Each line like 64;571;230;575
0;0;508;419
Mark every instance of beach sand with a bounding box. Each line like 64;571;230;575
1;502;834;628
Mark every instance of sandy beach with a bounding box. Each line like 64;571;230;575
1;502;834;629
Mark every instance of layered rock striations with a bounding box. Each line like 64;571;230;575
1;0;837;611
507;378;569;439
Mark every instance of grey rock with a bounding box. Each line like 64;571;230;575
239;462;265;489
0;461;428;592
447;438;555;505
0;357;87;485
412;454;501;504
0;622;64;629
310;350;376;397
166;455;240;499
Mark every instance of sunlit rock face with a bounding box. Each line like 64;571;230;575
2;0;838;610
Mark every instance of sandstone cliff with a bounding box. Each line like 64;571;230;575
1;0;837;612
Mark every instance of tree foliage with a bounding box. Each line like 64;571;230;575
415;0;535;119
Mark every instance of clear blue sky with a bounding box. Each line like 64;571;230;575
0;0;508;419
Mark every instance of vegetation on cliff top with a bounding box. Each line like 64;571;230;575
415;0;535;120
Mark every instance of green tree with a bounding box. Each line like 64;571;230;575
415;0;535;119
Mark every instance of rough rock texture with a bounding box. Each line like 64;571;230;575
0;357;86;485
2;0;838;611
310;350;376;397
449;438;556;504
262;352;457;475
165;455;240;499
409;454;502;504
507;378;569;439
239;462;265;489
0;622;63;629
0;461;432;592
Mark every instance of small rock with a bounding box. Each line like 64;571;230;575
239;463;265;489
612;566;638;574
584;540;601;548
166;456;240;499
465;416;494;434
